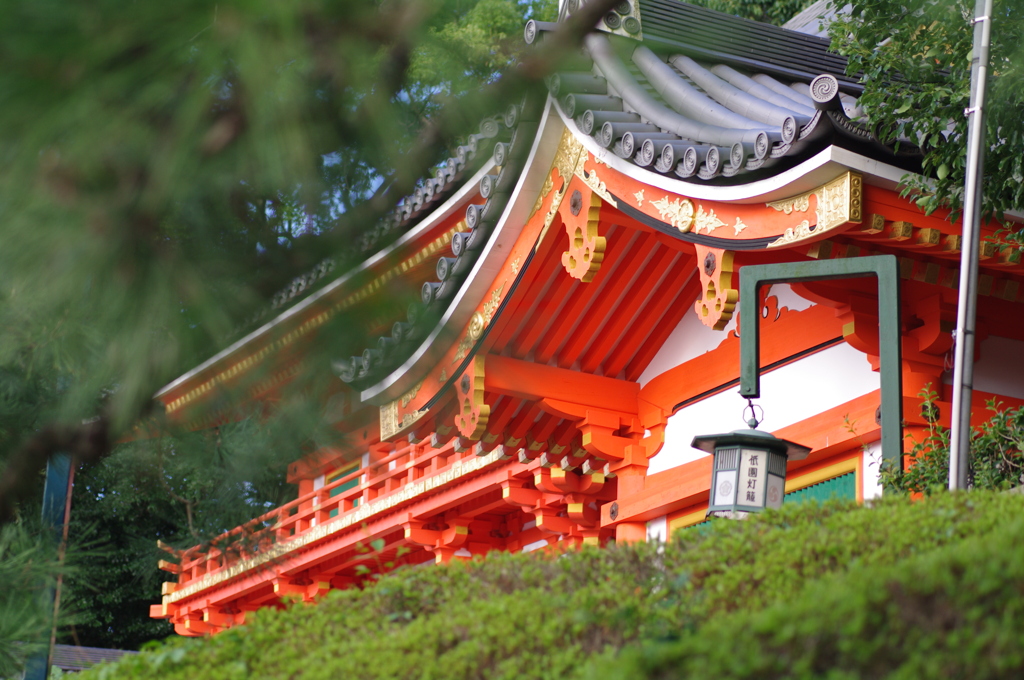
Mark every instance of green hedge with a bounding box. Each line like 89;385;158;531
599;510;1024;679
85;492;1024;680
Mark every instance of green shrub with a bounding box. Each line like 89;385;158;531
881;388;1024;494
599;511;1024;680
84;492;1024;680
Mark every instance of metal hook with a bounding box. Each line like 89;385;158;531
743;398;764;429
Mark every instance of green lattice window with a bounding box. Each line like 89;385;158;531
680;471;857;533
786;472;856;504
327;462;361;518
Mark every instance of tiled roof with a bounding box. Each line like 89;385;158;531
531;2;915;184
294;2;920;391
244;112;515;329
638;0;857;88
335;96;545;385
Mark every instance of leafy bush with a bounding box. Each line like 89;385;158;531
599;507;1024;680
881;389;1024;494
82;492;1024;680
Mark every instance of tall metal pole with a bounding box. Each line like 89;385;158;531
949;0;994;490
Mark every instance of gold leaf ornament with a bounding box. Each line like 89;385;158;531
651;196;695;232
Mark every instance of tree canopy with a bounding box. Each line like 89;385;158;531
829;0;1024;224
0;0;591;667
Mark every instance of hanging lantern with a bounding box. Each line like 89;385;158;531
691;427;810;519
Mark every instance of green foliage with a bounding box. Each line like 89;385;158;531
830;0;1024;225
881;388;1024;494
409;0;558;97
601;504;1024;679
80;492;1024;680
684;0;815;25
0;522;61;677
0;0;558;657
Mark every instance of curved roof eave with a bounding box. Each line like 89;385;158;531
358;98;565;405
560;103;911;203
154;160;496;402
354;102;936;407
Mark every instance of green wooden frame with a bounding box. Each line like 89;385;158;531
738;255;903;472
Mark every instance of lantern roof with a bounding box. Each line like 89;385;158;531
691;427;811;460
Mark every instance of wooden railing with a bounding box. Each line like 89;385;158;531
169;437;477;587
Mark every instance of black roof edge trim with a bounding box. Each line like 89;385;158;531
611;192;777;250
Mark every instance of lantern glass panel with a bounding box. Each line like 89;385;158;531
713;468;738;506
766;472;785;509
737;448;767;509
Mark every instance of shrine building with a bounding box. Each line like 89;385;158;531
150;0;1024;636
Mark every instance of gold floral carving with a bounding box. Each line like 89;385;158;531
531;174;554;218
577;167;616;206
510;257;520;276
399;381;424;409
439;369;447;383
634;189;644;207
380;400;399;439
767;172;863;248
540;130;586;237
732;218;748;235
482;282;505;324
554;128;586;179
451;281;505;366
767;194;810;214
452;335;473;365
543;182;566;234
693;206;726;235
651;196;695;232
380;395;426;440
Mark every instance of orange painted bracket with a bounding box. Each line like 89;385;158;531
158;559;181;574
272;578;308;598
502;483;543;508
485;355;639;415
534;511;575;535
149;603;176;620
404;521;442;547
566;502;599;525
202;608;236;627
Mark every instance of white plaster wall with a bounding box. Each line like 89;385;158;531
646;516;668;543
638;284;815;388
970;335;1024;401
862;441;883;501
522;538;550;553
649;342;879;473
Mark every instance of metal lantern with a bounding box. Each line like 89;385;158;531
691;427;810;519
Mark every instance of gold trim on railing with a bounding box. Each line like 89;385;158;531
165;448;505;603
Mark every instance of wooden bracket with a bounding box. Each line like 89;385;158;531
533;509;575;535
693;244;737;330
454;355;489;440
559;176;606;282
403;517;471;550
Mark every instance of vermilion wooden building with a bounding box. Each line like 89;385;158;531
150;1;1024;636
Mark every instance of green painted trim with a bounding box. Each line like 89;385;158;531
787;472;856;504
738;255;903;477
